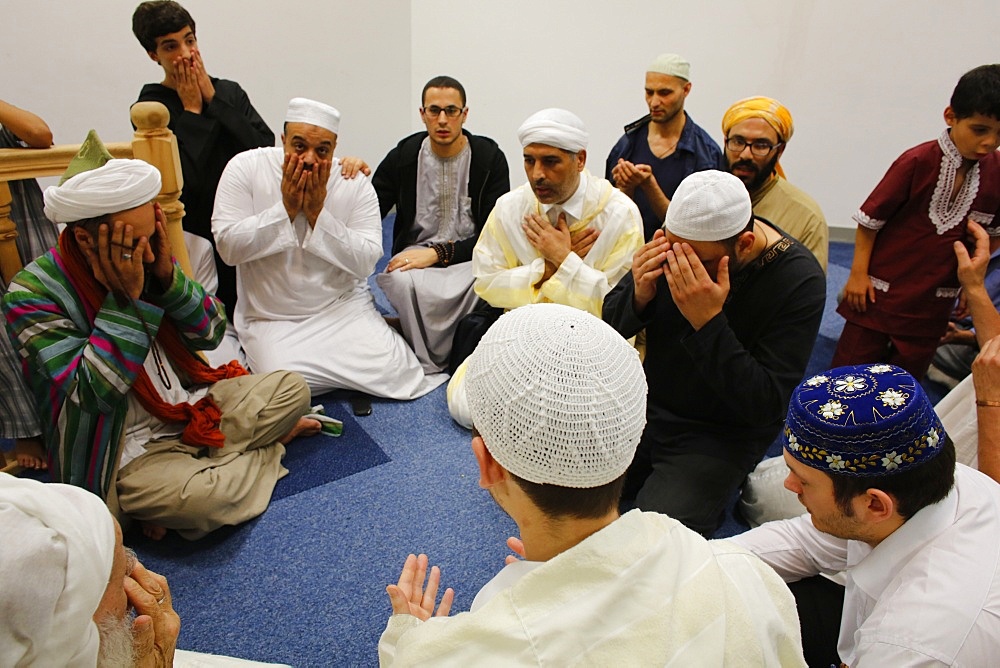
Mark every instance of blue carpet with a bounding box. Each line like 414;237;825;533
270;401;390;502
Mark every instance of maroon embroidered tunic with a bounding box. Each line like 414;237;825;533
838;131;1000;337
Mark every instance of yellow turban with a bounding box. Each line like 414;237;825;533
721;97;794;177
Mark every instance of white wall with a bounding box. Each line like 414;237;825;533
5;1;999;231
3;0;411;170
412;0;1000;231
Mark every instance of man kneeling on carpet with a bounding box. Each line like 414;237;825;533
378;303;806;665
2;143;320;541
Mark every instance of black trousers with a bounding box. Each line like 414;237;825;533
622;428;763;536
788;575;846;668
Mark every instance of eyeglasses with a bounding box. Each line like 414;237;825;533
725;136;783;157
422;105;466;119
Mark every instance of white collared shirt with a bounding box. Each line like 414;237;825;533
540;170;587;225
732;464;1000;666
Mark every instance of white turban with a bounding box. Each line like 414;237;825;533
43;158;161;224
517;108;589;152
285;97;341;135
466;304;647;488
0;473;115;667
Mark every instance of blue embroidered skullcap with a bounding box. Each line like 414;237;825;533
783;364;946;476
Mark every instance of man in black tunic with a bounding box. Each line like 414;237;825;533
132;1;274;318
603;170;825;535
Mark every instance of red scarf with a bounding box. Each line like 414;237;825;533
58;228;248;448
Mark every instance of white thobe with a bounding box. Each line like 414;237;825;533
378;510;805;666
212;147;445;399
733;465;1000;666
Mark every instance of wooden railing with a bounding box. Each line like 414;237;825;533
0;101;193;287
0;101;193;473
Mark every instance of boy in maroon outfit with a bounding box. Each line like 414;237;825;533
834;64;1000;378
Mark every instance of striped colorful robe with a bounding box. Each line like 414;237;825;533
2;250;226;498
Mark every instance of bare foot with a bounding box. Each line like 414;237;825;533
279;417;322;444
14;437;47;470
142;522;168;541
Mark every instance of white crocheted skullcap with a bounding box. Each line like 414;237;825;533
663;169;752;242
466;303;647;488
286;97;341;135
647;53;690;81
517;108;589;152
43;158;161;224
0;473;115;667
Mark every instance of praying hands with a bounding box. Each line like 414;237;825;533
385;553;454;620
281;153;331;227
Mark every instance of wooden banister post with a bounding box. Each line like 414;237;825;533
0;181;19;287
129;101;195;277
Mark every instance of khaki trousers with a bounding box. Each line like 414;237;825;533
117;371;310;540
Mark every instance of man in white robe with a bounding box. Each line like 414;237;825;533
446;108;644;427
0;473;290;667
213;98;445;399
379;304;806;666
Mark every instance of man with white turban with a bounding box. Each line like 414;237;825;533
3;145;319;541
379;304;806;666
445;108;643;427
213;97;445;400
606;53;721;240
721;96;829;270
0;473;292;667
0;473;178;666
603;170;826;536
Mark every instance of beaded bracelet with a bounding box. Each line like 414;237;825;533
430;241;455;266
977;398;1000;408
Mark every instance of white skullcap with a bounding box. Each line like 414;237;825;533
466;303;647;488
664;170;752;241
647;53;691;81
285;97;341;135
43;158;161;224
0;473;115;667
517;108;589;152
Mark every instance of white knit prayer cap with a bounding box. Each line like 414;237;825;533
43;158;161;224
663;170;752;242
466;303;647;488
517;108;589;153
0;473;115;667
647;53;691;81
285;97;341;135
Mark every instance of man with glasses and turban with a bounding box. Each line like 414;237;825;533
446;108;643;428
721;96;829;270
3;140;319;541
371;76;509;374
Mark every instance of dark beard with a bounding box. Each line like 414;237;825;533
729;152;780;193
